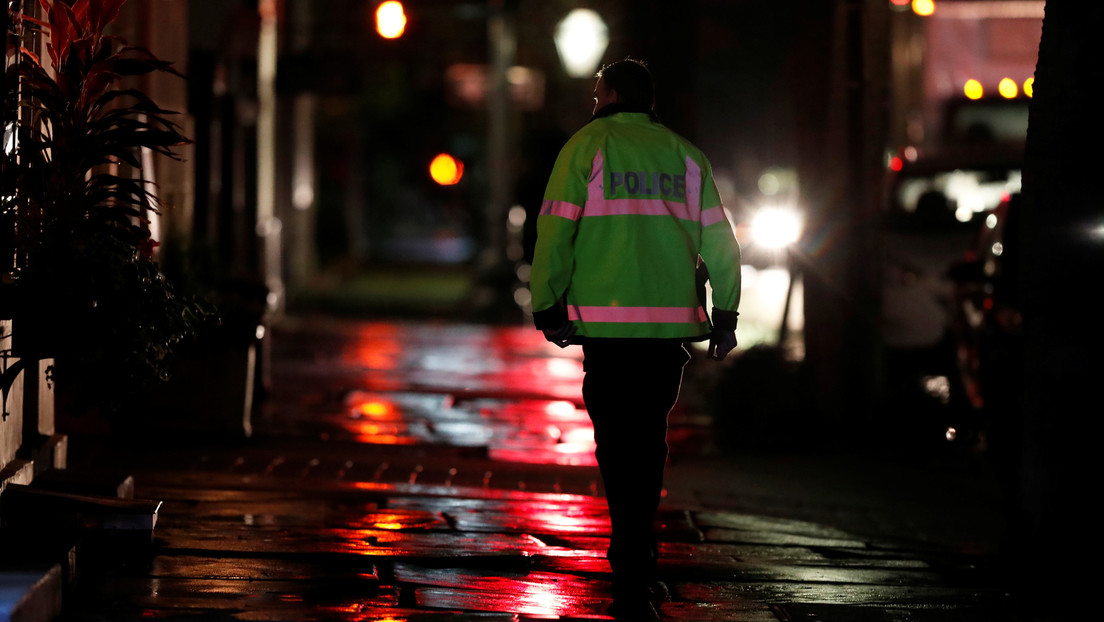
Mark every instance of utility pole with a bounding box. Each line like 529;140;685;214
797;0;889;430
1015;2;1104;607
485;0;516;273
257;0;283;313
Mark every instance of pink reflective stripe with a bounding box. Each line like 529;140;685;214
583;198;695;220
701;205;727;227
541;199;583;221
568;305;708;323
684;156;702;222
588;150;605;204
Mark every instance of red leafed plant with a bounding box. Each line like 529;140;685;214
2;0;214;417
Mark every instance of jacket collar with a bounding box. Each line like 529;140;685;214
590;103;660;123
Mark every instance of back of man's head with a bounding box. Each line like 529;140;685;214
597;59;654;110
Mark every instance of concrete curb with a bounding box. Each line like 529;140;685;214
0;564;63;622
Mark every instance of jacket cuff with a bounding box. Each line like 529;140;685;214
711;308;739;332
533;305;569;330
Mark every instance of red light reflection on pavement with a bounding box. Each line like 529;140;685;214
353;398;397;419
342;392;422;445
431;498;610;537
347;510;448;531
348;325;403;370
346;393;413;444
323;611;408;622
281;318;604;469
396;564;612;618
523;508;603;533
335;322;585;403
457;398;598;466
351;423;413;445
487;445;596;466
543;400;578;418
493;355;584;403
341;387;597;465
416;582;609;618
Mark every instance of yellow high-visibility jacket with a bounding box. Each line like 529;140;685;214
530;110;741;340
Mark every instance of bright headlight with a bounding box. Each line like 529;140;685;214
750;207;803;249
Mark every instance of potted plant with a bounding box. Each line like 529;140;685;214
2;0;214;422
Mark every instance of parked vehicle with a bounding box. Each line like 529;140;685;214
879;148;1022;442
882;148;1021;346
940;96;1029;149
947;193;1023;416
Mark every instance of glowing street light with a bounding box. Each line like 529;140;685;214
998;77;1018;98
750;206;803;250
963;78;984;100
912;0;935;16
375;1;406;39
554;9;609;78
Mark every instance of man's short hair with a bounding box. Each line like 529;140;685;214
597;58;654;110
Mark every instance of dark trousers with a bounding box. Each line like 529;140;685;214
581;339;690;590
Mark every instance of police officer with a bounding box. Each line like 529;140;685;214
529;58;741;620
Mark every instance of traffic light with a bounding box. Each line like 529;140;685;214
429;153;464;186
375;1;407;39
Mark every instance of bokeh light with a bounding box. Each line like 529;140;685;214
429;153;464;186
963;79;984;100
554;9;609;78
375;1;407;39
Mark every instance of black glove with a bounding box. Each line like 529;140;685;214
542;322;577;348
534;304;576;348
709;308;739;361
708;329;737;360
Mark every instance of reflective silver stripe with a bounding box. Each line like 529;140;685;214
583;198;696;220
701;205;727;227
568;305;708;323
685;156;702;220
588;149;605;204
540;199;583;221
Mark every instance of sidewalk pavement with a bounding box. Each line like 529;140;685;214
36;315;1031;621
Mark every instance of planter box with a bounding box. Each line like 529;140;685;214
1;321;24;469
137;323;263;440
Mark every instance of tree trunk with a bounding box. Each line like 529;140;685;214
1015;0;1104;604
797;0;889;432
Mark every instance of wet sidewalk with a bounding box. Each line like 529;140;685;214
53;316;1020;621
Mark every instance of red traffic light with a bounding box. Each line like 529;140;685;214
429;153;464;186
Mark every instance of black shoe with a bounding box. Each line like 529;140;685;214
649;579;671;603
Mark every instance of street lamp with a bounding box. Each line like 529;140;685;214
748;205;804;346
749;206;803;250
554;9;609;78
375;1;407;39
